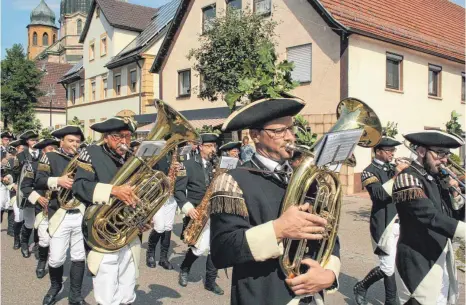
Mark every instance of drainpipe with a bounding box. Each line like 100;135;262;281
135;59;142;115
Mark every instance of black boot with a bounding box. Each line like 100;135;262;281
1;210;4;223
179;248;198;287
7;210;14;236
13;221;22;249
36;246;49;279
159;231;173;270
146;230;162;268
33;229;40;260
69;261;87;305
204;254;224;295
354;267;385;305
20;224;33;258
43;265;64;305
384;274;398;305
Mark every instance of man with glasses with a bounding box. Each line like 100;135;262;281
209;95;340;305
72;117;146;305
175;133;224;295
392;130;465;305
354;136;407;305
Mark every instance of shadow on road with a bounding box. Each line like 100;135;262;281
337;272;383;305
136;283;181;304
346;208;371;222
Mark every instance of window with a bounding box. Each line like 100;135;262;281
89;41;95;61
254;0;271;15
114;74;121;96
462;73;465;102
53;34;56;43
202;5;216;33
178;70;191;96
102;77;108;99
43;33;49;46
71;87;76;104
77;19;82;35
91;80;96;101
428;64;442;97
80;83;85;102
33;32;38;45
100;35;107;57
227;0;241;10
287;44;312;83
386;53;403;90
129;70;137;93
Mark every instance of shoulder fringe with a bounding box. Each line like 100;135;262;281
24;171;34;179
38;163;51;173
362;176;379;188
393;188;427;204
77;160;95;173
209;173;248;217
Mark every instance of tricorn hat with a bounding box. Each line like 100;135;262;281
51;125;85;140
403;130;464;149
34;138;60;149
219;141;241;151
19;130;39;140
200;133;219;144
91;117;137;133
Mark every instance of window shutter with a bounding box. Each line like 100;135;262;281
287;44;312;83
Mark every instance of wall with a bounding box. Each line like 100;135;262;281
35;109;67;129
28;25;58;60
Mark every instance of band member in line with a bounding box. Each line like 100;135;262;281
72;117;148;305
1;132;16;236
354;137;408;305
13;130;41;258
240;136;255;162
393;130;465;305
175;133;224;295
209;95;340;305
1;131;14;159
34;127;87;305
219;141;241;159
20;138;59;277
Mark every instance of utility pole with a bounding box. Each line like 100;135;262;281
46;84;56;128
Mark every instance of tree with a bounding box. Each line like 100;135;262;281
1;44;44;133
40;127;53;139
195;125;222;135
382;121;399;138
188;8;298;111
293;114;317;147
68;116;85;129
445;110;463;137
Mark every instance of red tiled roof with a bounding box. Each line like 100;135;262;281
35;61;73;109
319;0;465;62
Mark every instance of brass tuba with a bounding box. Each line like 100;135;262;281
57;147;82;210
84;100;200;253
280;97;382;278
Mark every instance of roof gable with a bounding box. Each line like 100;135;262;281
35;61;73;109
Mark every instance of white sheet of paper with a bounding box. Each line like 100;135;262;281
315;129;364;167
136;140;167;157
178;145;192;156
219;156;239;170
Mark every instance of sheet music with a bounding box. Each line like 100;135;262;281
136;140;167;157
314;129;363;167
219;157;239;169
178;145;192;156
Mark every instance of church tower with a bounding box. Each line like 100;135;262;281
27;0;58;60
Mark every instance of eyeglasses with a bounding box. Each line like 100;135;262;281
260;125;297;139
110;133;132;141
428;149;451;159
382;148;397;153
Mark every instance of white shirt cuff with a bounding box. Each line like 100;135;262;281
452;194;465;211
92;183;113;205
47;177;59;191
245;221;283;261
181;202;195;215
454;221;465;240
28;191;41;205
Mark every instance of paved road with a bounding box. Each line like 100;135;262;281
2;195;464;305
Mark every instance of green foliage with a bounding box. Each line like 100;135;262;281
40;127;53;139
445;111;463;136
450;153;461;164
382;121;399;138
85;136;93;145
188;8;297;111
195;125;222;135
68;116;84;129
293;114;317;147
1;44;44;133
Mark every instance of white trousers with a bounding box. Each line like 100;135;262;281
0;184;11;210
93;246;136;305
23;206;35;229
48;213;85;268
38;217;50;247
379;223;400;276
192;219;210;257
437;260;450;305
152;196;177;233
13;200;23;222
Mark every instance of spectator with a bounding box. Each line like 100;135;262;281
240;136;255;162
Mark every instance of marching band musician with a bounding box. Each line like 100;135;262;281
8;139;26;248
20;138;59;278
354;136;408;305
209;96;340;305
219;141;242;159
1;131;14;159
1;132;16;236
72;117;148;305
392;130;465;305
175;133;224;295
34;127;87;305
13;130;42;258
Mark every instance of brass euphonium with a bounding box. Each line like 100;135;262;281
280;97;382;278
57;147;81;210
84;100;200;253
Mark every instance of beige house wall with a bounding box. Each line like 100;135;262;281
35;109;67;129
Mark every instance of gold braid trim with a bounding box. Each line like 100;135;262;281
77;160;95;173
393;187;427;204
209;173;249;217
24;171;34;179
38;163;51;173
362;176;379;188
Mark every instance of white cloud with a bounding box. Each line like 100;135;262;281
13;0;60;11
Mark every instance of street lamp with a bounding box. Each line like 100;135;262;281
46;84;56;128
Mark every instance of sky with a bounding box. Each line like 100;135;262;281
1;0;465;59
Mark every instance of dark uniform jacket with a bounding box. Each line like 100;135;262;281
361;159;397;255
20;160;45;213
2;158;17;198
209;155;340;305
13;148;41;207
393;161;465;304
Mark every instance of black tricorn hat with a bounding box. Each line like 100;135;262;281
51;125;85;140
1;131;14;139
9;139;25;147
374;136;401;149
19;130;39;140
222;94;305;132
201;133;219;144
130;139;142;148
219;141;241;151
403;130;464;149
91;117;137;133
34;138;60;149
